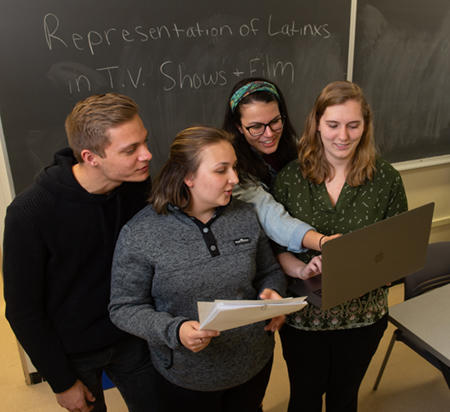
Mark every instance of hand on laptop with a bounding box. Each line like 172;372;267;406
320;233;342;249
301;256;323;280
276;252;322;280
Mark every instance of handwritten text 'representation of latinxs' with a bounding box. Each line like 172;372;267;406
43;13;333;94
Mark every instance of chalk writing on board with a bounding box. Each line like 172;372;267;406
59;55;295;94
1;0;352;195
45;11;330;95
160;57;294;91
44;13;331;56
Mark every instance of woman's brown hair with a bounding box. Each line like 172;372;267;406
297;81;378;186
149;126;234;214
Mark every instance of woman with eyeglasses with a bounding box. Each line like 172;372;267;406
223;78;337;257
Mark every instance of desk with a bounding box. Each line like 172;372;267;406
389;283;450;371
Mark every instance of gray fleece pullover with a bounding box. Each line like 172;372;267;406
109;198;286;391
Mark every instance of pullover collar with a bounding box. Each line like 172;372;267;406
36;147;124;253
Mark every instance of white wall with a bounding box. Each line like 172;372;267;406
399;161;450;243
0;117;15;238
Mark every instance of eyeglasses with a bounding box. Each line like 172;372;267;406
243;117;285;137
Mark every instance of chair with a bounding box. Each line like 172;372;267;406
373;241;450;390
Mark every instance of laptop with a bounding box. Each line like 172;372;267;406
289;203;435;311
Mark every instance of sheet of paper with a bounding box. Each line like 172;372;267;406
198;297;307;332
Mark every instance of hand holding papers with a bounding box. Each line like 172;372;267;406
198;297;307;332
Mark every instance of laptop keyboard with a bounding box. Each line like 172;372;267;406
312;288;322;298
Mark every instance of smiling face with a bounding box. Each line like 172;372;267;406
184;140;238;220
237;101;283;155
95;114;152;186
317;99;365;166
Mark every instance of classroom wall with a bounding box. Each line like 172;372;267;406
399;163;450;243
0;121;14;240
1;0;449;233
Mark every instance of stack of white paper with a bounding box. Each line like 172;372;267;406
198;297;307;332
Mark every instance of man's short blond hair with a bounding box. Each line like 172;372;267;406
65;93;139;163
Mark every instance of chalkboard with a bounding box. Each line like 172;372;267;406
353;0;450;163
0;0;350;195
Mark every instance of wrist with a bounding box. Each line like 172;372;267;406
319;235;326;251
177;320;189;346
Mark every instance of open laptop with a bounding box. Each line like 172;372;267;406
289;203;435;311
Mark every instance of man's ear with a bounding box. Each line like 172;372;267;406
184;175;194;188
80;150;98;166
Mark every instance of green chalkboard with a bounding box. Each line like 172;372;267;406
0;0;350;194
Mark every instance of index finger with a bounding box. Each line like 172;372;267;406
197;329;220;338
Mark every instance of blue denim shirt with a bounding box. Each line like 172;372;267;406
232;181;314;254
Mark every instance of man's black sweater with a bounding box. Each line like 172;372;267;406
3;147;151;393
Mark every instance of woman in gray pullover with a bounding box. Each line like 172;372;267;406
109;126;319;411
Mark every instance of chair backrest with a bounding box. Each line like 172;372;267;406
404;242;450;300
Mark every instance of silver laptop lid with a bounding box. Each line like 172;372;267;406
320;202;434;310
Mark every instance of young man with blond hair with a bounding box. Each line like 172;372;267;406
3;93;157;412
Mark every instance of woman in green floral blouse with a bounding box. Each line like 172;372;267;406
271;81;408;412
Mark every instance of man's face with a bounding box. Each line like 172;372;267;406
96;115;152;185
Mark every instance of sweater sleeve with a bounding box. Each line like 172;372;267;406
109;224;189;350
251;227;287;298
232;182;314;253
3;206;78;393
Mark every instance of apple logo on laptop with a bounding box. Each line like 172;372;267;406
375;251;384;263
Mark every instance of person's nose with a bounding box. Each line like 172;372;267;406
229;169;239;186
338;127;349;142
139;144;153;161
262;124;274;138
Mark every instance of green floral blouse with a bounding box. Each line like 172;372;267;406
271;158;408;331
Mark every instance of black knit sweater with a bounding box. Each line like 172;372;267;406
3;147;151;393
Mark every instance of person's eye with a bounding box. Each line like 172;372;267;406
216;169;225;174
250;125;264;133
328;124;338;129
